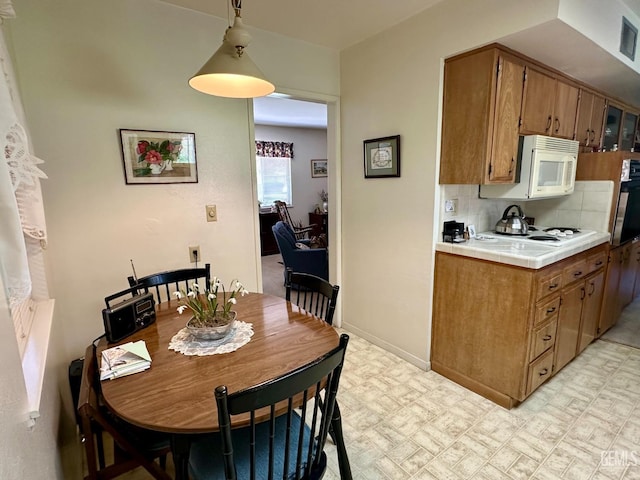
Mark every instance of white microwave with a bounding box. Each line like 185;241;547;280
479;135;579;200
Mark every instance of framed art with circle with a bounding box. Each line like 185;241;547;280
363;135;400;178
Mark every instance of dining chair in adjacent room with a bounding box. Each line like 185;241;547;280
188;334;350;480
273;200;316;240
77;344;172;480
128;263;211;304
285;268;340;325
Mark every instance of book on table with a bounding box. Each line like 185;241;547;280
100;340;151;381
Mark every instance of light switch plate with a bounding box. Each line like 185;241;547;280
206;205;217;222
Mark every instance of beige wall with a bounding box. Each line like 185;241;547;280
5;0;339;476
339;0;561;367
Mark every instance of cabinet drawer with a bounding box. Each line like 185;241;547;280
534;296;561;326
530;319;558;362
536;272;563;301
587;251;607;273
562;259;588;285
527;349;554;395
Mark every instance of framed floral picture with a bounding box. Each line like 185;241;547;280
363;135;400;178
119;129;198;184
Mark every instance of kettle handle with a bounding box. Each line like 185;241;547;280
502;204;525;219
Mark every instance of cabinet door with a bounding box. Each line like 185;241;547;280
576;90;595;147
577;271;604;354
590;94;606;149
621;111;638;151
553;80;579;139
620;242;636;308
554;281;584;372
488;57;523;183
521;68;556;135
603;104;623;151
599;247;623;336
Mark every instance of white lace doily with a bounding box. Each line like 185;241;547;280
168;321;254;356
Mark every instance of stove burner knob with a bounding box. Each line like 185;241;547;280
547;229;560;235
564;230;574;235
557;232;566;237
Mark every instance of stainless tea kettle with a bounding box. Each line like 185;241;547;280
495;204;529;235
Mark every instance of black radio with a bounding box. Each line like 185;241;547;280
102;287;156;343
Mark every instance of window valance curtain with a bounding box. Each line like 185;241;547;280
255;141;294;158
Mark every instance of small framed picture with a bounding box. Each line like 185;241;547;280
467;224;476;239
119;129;198;184
363;135;400;178
311;159;328;178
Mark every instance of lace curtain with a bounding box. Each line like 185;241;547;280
255;141;294;158
0;11;48;318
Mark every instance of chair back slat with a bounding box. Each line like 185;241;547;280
285;269;339;325
274;201;315;240
211;334;349;480
128;264;210;304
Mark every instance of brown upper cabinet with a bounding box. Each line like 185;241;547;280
440;48;524;184
575;89;606;151
520;67;579;140
440;44;640;185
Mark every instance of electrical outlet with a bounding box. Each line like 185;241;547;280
189;245;200;263
444;198;457;213
206;205;217;222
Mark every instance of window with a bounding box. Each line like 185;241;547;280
256;155;292;205
255;140;294;206
621;16;638;61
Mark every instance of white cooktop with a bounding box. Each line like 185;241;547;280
477;227;597;248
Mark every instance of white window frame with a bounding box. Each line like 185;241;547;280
256;155;293;206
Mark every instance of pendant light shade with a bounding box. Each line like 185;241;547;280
189;4;275;99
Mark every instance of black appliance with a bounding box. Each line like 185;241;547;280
443;220;465;243
612;160;640;245
102;287;156;343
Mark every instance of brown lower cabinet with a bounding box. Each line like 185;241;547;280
432;243;607;409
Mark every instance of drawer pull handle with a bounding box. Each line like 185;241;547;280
595;261;603;267
548;283;559;290
546;307;556;314
539;368;549;376
542;335;552;341
573;271;583;277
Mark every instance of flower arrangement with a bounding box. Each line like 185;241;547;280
136;139;183;167
319;189;328;202
173;277;249;327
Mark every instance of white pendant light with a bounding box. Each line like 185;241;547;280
189;0;275;98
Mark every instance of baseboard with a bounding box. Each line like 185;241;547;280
341;322;430;371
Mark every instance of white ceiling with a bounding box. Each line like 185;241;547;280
159;0;445;50
162;0;640;127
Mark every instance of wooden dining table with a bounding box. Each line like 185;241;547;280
97;292;351;480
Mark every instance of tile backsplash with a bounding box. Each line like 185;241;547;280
439;181;614;239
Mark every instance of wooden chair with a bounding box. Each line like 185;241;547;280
273;200;316;240
284;268;351;478
128;263;210;304
188;334;350;480
77;344;172;480
285;268;339;325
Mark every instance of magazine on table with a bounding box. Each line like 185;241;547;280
100;340;151;381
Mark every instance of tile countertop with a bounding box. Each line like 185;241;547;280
435;232;611;269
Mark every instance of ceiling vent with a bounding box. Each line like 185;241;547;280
620;16;638;61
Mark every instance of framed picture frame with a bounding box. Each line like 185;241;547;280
311;159;328;178
363;135;400;178
119;129;198;184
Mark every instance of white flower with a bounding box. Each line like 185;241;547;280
208;293;216;300
228;297;237;305
173;291;182;299
187;290;196;298
241;288;249;296
177;305;187;314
